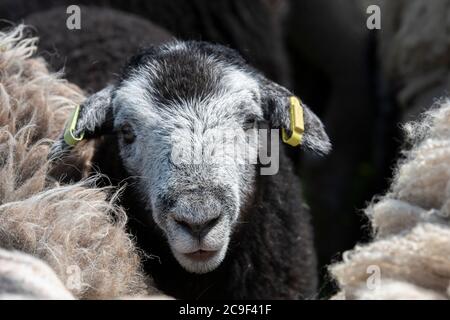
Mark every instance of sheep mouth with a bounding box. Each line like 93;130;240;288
168;225;231;273
171;242;229;273
183;250;218;261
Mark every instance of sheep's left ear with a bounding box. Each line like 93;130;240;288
259;77;331;155
48;85;114;160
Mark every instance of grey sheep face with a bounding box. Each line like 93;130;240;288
113;51;261;273
50;41;331;274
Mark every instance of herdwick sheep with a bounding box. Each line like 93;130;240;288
50;41;331;299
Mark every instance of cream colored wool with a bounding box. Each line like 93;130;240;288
0;25;152;299
329;99;450;300
0;249;74;300
347;281;446;300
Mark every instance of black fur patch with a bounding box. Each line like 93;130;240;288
119;41;248;106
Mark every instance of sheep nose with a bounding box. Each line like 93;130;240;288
174;216;220;239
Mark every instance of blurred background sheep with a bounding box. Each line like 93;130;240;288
0;0;449;298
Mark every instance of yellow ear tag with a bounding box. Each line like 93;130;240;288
64;105;85;146
282;96;304;147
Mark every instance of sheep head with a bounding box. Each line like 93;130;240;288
50;41;330;274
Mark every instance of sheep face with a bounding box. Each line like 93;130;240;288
112;44;262;274
50;41;331;274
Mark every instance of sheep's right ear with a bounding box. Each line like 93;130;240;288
48;85;114;160
257;76;331;155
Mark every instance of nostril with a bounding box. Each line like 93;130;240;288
174;218;193;233
173;216;221;239
205;216;220;230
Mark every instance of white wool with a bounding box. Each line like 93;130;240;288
0;249;74;300
329;99;450;300
352;281;446;300
0;25;158;299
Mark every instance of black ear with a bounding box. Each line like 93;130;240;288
258;76;331;155
48;85;114;160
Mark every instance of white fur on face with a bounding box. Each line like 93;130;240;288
113;45;263;273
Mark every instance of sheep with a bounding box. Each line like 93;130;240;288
23;5;173;92
329;98;450;300
1;0;290;86
0;25;156;299
98;0;292;85
0;249;75;300
49;41;331;299
378;0;450;122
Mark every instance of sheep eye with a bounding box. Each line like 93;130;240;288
120;123;135;143
243;117;257;130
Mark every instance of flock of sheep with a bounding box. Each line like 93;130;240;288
0;0;449;300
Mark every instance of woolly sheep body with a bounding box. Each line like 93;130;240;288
0;249;75;300
0;26;154;299
333;280;446;300
24;5;173;92
1;0;289;87
329;99;450;300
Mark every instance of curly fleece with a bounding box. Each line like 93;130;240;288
329;98;450;300
0;25;154;299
